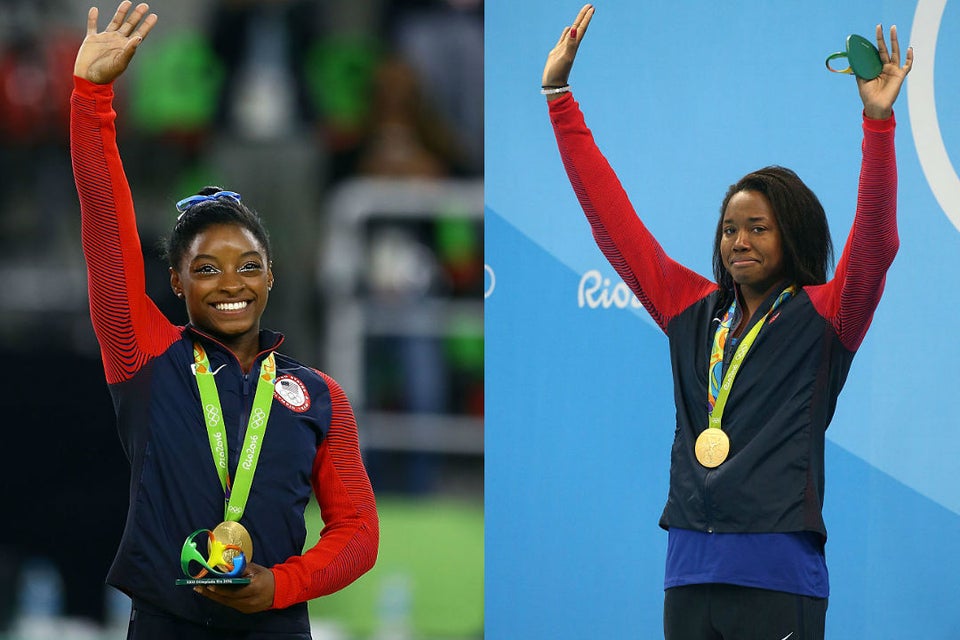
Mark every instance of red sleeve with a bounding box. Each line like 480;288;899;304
549;93;717;331
806;113;899;351
70;76;180;383
270;373;379;608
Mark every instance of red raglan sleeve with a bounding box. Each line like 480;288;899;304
807;113;899;351
70;76;181;383
549;93;717;331
270;373;379;608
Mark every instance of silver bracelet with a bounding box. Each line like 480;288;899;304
540;85;571;95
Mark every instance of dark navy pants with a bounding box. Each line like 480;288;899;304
127;601;312;640
664;584;827;640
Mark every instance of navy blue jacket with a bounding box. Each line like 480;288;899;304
550;93;899;540
71;77;378;632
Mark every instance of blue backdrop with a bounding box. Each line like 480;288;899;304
485;1;960;638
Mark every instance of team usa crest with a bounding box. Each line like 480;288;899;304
274;375;311;412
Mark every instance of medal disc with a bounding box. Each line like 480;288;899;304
211;521;254;567
695;428;730;468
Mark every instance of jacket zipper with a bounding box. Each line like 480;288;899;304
233;371;253;474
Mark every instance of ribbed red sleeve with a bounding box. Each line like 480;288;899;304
270;373;379;608
70;76;181;383
806;113;899;351
549;93;718;331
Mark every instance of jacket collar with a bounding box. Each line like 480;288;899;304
184;324;284;370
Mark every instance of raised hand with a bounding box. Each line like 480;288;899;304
857;24;913;120
542;4;595;98
74;1;158;84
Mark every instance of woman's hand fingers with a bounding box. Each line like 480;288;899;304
571;3;594;41
74;1;158;84
119;3;151;37
85;6;99;37
542;4;595;89
193;562;275;614
104;1;133;34
858;23;914;120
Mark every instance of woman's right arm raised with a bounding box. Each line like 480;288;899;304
541;4;594;99
71;2;178;384
74;1;157;85
543;5;715;331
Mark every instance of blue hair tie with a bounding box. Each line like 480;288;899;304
176;190;242;219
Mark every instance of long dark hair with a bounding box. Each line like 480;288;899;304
164;186;272;271
712;166;834;296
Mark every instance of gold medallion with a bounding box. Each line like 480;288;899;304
695;428;730;468
210;521;254;568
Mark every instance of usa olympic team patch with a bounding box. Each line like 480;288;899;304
274;375;311;412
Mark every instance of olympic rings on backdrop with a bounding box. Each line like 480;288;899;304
909;0;960;231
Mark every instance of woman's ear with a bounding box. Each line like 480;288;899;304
170;267;184;299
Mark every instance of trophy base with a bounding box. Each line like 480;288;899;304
176;577;251;586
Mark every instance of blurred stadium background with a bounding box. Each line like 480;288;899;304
0;0;482;638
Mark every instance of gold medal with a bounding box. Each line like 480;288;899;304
210;521;254;569
695;428;730;468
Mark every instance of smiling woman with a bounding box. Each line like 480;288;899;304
70;2;378;639
167;192;275;370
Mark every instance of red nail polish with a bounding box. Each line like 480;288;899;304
570;28;577;38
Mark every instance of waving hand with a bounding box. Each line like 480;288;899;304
542;4;595;99
74;1;158;85
858;24;913;120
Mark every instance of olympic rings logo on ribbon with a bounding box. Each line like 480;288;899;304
205;403;221;426
251;408;266;429
180;529;247;579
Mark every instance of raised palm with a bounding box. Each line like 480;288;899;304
542;4;594;89
74;1;158;85
856;24;913;120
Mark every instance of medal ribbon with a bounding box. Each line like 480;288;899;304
707;286;796;429
193;342;276;522
707;299;737;411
